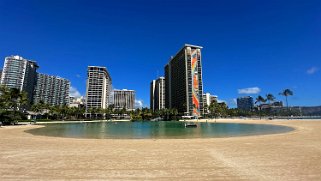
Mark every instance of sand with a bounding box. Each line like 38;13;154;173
0;119;321;180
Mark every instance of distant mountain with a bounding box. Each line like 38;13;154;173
292;106;321;116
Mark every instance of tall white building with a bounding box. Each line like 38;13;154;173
0;55;38;104
203;93;218;106
113;89;135;111
33;73;70;106
150;80;156;110
85;66;112;110
150;77;165;111
203;93;211;107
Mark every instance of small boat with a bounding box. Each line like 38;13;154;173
185;123;197;128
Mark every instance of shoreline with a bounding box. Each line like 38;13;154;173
7;117;321;125
1;118;308;141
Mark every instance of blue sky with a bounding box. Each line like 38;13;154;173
0;0;320;108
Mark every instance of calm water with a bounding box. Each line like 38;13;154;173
26;121;294;139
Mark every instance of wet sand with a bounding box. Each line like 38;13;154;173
0;119;320;180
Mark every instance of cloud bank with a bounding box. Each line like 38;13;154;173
135;99;144;109
238;87;261;94
70;86;82;98
307;67;318;75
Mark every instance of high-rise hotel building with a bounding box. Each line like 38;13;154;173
165;44;204;117
113;89;135;111
150;77;165;111
0;55;38;104
33;73;70;106
150;80;156;110
85;66;112;109
237;96;254;111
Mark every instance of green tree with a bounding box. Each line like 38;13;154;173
209;100;218;118
0;86;28;124
266;93;275;104
209;100;228;119
104;107;113;119
255;95;266;119
0;85;10;110
8;88;28;111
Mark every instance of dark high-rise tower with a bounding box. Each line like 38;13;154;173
165;44;204;117
237;96;254;111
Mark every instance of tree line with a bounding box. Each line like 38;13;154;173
0;85;297;125
204;89;295;119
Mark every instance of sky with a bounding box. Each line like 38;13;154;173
0;0;320;108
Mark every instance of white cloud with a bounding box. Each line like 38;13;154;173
76;74;81;78
307;67;318;74
135;99;144;109
238;87;261;94
217;99;226;103
70;86;82;98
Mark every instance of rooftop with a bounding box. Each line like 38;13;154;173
114;89;135;92
166;44;203;65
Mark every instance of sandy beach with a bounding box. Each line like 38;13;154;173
0;119;321;180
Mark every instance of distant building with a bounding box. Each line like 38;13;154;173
210;95;218;103
150;77;165;111
0;55;38;104
70;96;85;104
272;101;283;107
203;93;211;107
203;93;217;113
69;96;85;108
261;101;284;110
154;77;165;111
203;93;218;107
113;89;135;111
33;73;70;106
150;80;156;110
0;69;2;82
165;44;204;117
85;66;112;110
237;96;254;111
202;94;209;113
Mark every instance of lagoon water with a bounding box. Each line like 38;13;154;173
27;121;294;139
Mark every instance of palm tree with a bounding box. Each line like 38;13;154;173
255;95;266;119
255;95;266;105
279;89;294;118
266;93;275;104
218;102;228;117
209;99;218;119
0;85;10;109
9;88;22;111
279;89;293;109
